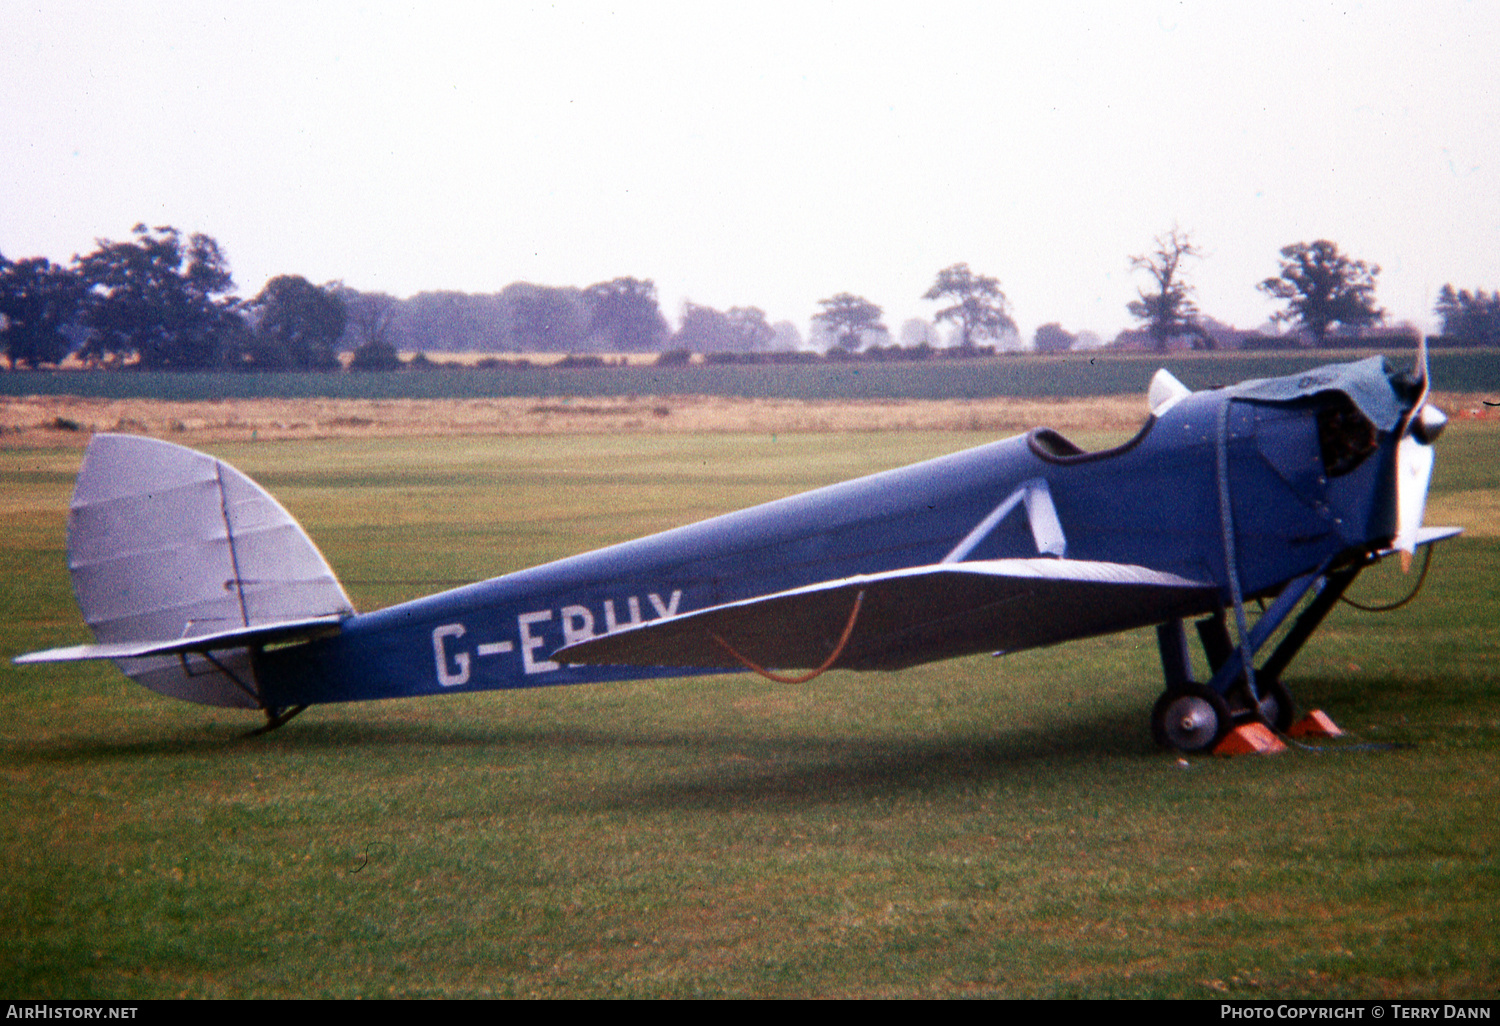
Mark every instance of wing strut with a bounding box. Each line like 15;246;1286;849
943;479;1065;562
708;590;865;684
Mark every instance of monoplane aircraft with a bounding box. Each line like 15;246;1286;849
16;348;1458;752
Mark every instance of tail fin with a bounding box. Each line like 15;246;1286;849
59;434;354;707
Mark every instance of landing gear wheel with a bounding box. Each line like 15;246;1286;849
1152;685;1232;753
1250;678;1295;733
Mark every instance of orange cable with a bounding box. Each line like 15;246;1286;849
708;590;865;685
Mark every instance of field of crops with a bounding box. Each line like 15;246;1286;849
2;418;1497;998
2;347;1496;401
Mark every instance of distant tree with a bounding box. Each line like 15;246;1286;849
1259;240;1383;345
668;302;776;353
74;224;240;369
508;285;590;351
1434;285;1500;347
922;264;1015;348
814;292;886;351
243;275;347;370
1127;228;1210;351
328;286;406;370
0;254;86;368
1032;322;1076;354
726;306;775;351
330;286;401;351
585;277;669;352
673;302;738;353
1433;284;1465;337
395;290;506;352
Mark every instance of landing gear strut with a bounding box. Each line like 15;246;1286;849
1149;561;1363;752
199;649;308;737
248;704;307;736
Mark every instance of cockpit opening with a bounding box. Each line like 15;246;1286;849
1027;418;1157;465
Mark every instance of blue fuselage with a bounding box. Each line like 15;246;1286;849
257;379;1398;708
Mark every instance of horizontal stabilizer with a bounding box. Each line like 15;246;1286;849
1376;525;1462;557
555;559;1218;672
14;615;345;665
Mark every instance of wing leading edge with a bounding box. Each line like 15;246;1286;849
555;559;1219;673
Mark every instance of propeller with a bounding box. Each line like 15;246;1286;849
1393;334;1445;570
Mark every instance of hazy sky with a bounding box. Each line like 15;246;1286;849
4;1;1498;342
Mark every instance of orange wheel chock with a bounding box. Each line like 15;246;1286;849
1212;721;1287;756
1287;709;1343;738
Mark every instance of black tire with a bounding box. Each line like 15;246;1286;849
1250;678;1295;733
1151;685;1232;753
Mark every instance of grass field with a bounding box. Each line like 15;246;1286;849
2;421;1497;998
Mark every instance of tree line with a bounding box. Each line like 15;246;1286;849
0;225;797;370
1434;285;1500;347
1123;231;1393;352
0;225;675;371
1;221;1491;371
0;225;348;371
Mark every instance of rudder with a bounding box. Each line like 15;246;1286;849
66;434;355;707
